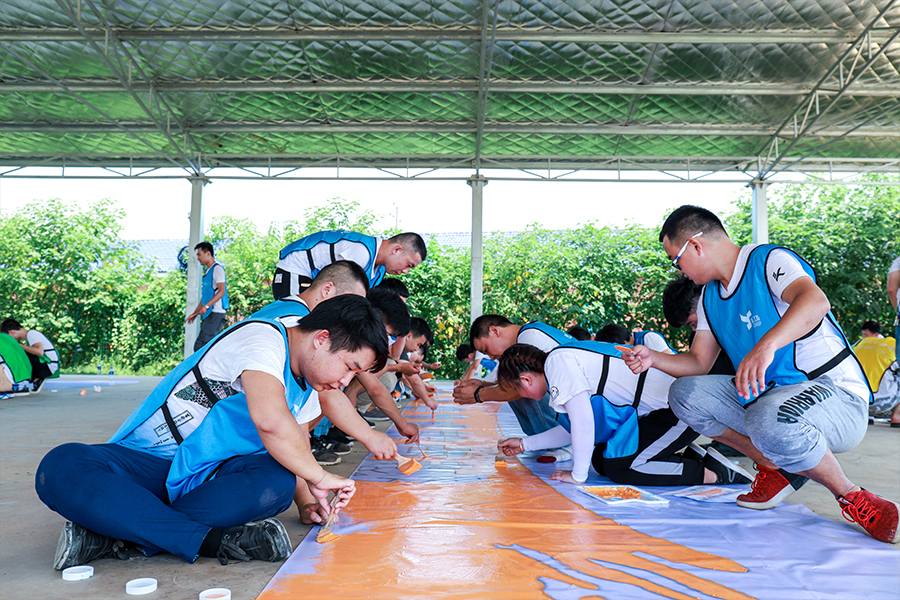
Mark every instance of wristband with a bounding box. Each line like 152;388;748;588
474;385;484;403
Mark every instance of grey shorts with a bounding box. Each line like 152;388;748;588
668;374;868;472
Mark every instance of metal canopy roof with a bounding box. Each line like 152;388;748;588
2;0;899;181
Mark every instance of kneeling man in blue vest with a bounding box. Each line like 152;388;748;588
37;274;398;569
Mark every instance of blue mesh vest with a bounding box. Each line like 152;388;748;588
108;316;312;502
279;230;384;287
552;341;645;460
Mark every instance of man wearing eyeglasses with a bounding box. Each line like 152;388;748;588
623;204;898;545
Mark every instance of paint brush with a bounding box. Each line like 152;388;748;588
614;344;635;357
495;454;507;468
416;441;428;459
395;454;422;475
316;497;341;543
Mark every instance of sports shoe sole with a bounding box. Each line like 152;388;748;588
314;452;341;466
736;470;808;510
363;412;391;421
53;521;77;570
705;447;753;482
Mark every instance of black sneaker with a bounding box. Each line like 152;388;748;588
53;522;128;570
323;438;352;456
683;442;707;463
216;518;292;565
326;426;353;445
709;440;745;458
311;436;341;466
703;447;753;485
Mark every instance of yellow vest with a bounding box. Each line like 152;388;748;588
854;337;897;392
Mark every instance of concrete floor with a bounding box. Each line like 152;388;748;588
1;375;898;600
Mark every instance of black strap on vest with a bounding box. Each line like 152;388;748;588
594;354;647;409
161;365;223;446
329;243;337;264
306;248;316;272
595;355;610;396
807;346;852;381
161;403;184;445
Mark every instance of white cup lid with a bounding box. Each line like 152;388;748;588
126;577;158;595
199;588;232;600
61;565;94;581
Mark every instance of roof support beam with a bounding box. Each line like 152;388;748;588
51;0;201;172
758;0;900;178
6;80;899;97
5;122;895;138
474;0;499;173
4;27;899;45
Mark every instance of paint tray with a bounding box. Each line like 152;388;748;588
577;485;668;506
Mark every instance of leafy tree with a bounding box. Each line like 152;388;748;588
725;176;899;339
0;198;151;367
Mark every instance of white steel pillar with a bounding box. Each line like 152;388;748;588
751;179;770;244
183;175;207;357
467;175;487;323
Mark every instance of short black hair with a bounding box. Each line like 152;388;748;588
312;260;370;294
367;287;410;337
409;317;433;344
194;241;215;256
296;295;388;372
567;325;592;341
388;232;427;262
469;314;512;345
662;276;702;328
861;320;882;334
456;343;475;361
659;205;727;245
1;318;23;334
376;277;410;299
596;324;630;345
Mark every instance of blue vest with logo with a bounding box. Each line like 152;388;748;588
703;245;865;406
520;321;576;345
279;231;385;287
201;260;229;317
107;316;312;502
552;341;645;460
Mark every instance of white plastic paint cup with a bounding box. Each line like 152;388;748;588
199;588;231;600
61;565;93;580
125;578;158;595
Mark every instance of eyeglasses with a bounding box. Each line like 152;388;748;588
671;231;703;270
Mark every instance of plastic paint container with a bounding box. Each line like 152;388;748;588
61;565;93;581
78;389;86;396
125;578;158;595
199;588;232;600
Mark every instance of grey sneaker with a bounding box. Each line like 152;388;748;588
311;436;341;466
703;447;753;485
216;518;292;565
53;521;128;570
323;438;352;456
363;406;391;421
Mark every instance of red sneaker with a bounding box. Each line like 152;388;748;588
736;464;808;510
838;489;900;543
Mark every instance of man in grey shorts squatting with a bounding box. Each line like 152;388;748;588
624;204;898;544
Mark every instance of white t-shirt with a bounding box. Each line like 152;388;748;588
640;331;671;353
26;329;58;374
518;327;564;353
697;245;869;399
545;346;673;417
276;237;382;283
119;321;312;458
209;264;227;313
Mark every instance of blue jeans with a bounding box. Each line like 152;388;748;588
508;393;559;436
35;443;295;562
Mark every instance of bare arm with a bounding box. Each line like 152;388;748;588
187;282;226;324
356;371;419;443
318;389;397;460
460;359;481;381
403;373;437;409
452;379;521;405
21;342;44;357
243;371;355;513
888;270;900;312
734;276;830;400
623;330;720;377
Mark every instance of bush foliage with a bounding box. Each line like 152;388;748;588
1;181;896;379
